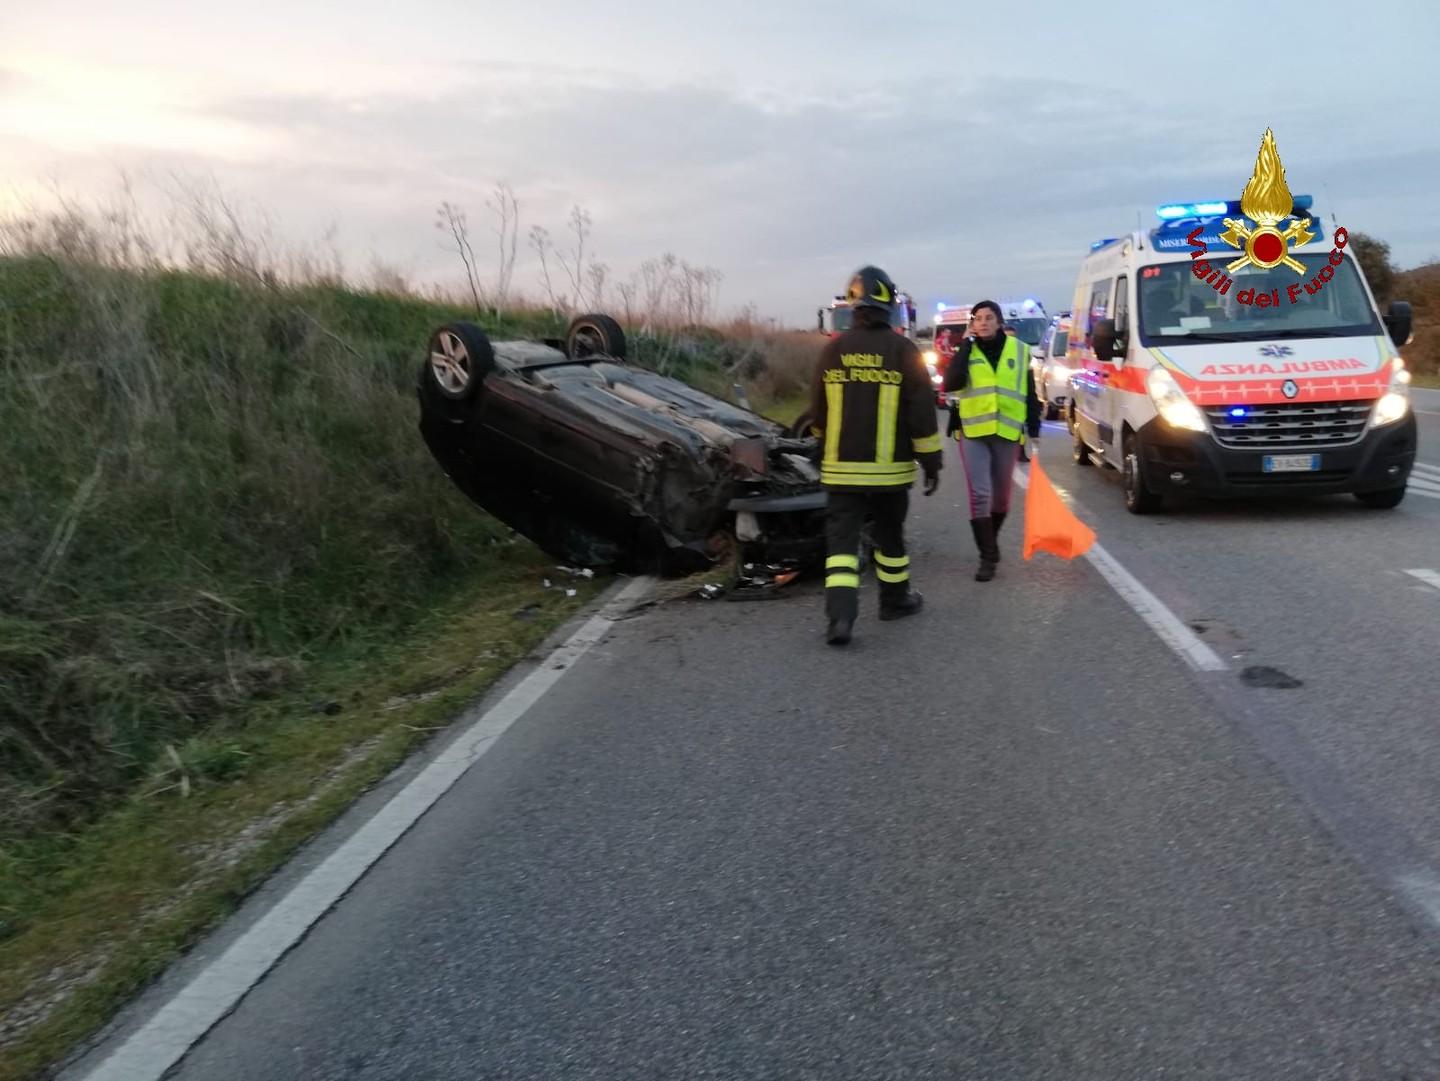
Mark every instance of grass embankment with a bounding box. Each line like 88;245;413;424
0;251;818;1079
0;253;601;1077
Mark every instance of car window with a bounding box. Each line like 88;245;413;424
1085;279;1112;349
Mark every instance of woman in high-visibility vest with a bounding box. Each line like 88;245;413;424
942;300;1043;581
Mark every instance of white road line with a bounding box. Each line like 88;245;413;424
1013;467;1227;672
1404;569;1440;592
78;575;657;1081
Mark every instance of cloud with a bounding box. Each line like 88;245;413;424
4;62;1435;322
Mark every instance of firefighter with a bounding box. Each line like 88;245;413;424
809;265;943;646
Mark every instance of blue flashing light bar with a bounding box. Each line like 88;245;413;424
1157;201;1228;219
1090;237;1119;251
1156;195;1313;220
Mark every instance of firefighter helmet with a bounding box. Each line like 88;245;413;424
845;265;898;315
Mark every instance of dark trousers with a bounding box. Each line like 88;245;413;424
824;488;912;622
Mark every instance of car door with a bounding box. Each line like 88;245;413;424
1097;273;1131;453
1034;324;1053;399
1075;277;1114;450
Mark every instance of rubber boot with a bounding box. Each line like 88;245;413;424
825;584;858;646
971;518;998;581
990;511;1007;563
879;587;924;621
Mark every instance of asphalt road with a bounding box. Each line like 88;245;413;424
73;396;1440;1080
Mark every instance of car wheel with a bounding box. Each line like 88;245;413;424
786;412;815;439
426;322;494;401
1122;438;1162;514
566;313;627;359
1044;401;1060;421
1354;487;1406;509
1071;417;1092;466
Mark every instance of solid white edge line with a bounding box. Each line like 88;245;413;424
78;575;657;1081
1082;544;1228;672
1404;570;1440;592
1013;466;1227;673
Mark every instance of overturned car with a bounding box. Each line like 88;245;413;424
417;313;826;575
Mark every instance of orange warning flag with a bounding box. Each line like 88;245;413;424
1023;458;1096;560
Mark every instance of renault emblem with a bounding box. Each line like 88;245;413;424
1281;379;1299;399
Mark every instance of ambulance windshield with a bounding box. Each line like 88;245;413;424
1003;317;1048;346
1137;256;1381;345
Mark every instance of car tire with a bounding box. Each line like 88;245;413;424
1354;487;1406;509
426;322;494;401
1122;437;1162;514
1044;401;1060;421
1071;416;1092;467
786;412;815;439
566;313;627;360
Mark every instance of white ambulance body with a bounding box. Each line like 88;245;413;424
1065;198;1417;513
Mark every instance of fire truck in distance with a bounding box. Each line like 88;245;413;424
818;291;917;339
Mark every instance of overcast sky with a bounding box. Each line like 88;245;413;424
3;1;1438;325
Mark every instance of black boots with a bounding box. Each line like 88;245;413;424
879;589;924;621
971;518;1000;581
827;587;923;643
990;512;1007;561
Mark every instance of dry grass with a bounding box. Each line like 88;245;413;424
1394;261;1440;376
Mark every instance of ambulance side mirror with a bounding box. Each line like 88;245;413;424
817;309;825;333
1384;300;1413;347
1092;318;1118;362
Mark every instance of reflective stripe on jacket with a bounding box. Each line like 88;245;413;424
810;325;943;489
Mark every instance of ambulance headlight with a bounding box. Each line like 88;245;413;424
1373;361;1411;427
1146;366;1207;432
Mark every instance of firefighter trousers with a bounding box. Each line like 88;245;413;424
823;488;912;623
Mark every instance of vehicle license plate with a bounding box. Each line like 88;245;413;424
1263;454;1320;473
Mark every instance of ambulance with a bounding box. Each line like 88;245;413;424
1065;197;1416;513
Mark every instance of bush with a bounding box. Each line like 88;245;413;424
1393;260;1440;376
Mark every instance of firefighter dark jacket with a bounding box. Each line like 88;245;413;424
809;325;944;490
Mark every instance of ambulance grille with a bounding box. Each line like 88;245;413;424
1204;400;1372;450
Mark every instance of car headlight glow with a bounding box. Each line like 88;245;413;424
1372;359;1411;427
923;349;937;365
1146;366;1207;432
